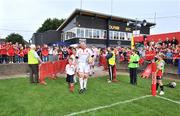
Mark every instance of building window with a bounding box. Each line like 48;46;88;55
109;31;113;40
93;29;97;38
85;29;89;38
103;30;107;39
85;29;93;38
77;28;81;37
127;33;132;40
120;32;124;40
97;30;100;38
80;28;84;38
114;31;119;40
89;29;93;38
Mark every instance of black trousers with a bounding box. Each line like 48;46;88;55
108;65;115;81
129;68;137;85
29;64;39;83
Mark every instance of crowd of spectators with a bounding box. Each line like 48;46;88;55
135;36;179;66
99;36;179;67
0;36;179;67
0;42;73;64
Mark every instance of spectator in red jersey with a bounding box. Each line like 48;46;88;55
143;37;149;46
23;45;29;63
7;42;15;63
19;47;24;63
145;47;156;61
1;42;8;64
41;44;49;62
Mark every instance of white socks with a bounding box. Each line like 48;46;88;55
79;78;88;89
79;78;84;90
83;78;88;89
74;76;77;83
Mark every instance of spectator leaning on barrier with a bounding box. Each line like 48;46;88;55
28;44;43;84
128;49;140;85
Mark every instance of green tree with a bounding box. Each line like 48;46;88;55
37;18;65;33
5;33;25;44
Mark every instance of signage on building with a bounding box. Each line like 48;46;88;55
109;24;132;32
79;39;86;43
109;25;120;30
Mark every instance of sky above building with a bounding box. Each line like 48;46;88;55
0;0;180;41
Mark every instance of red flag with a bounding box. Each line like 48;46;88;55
141;64;152;78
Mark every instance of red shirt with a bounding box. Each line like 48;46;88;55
15;48;20;55
19;49;24;57
58;52;63;60
145;50;156;60
144;40;148;46
23;48;29;55
156;70;163;77
41;47;49;56
7;45;15;56
0;45;2;55
1;45;7;55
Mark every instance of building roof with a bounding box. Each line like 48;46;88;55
57;9;156;31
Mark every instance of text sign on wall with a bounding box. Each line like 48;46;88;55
79;39;86;44
109;25;132;32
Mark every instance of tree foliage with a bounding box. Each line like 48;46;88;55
5;33;25;44
37;18;65;33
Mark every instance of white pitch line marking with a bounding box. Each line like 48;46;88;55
65;95;151;116
156;95;180;105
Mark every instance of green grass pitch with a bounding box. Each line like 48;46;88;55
0;75;179;116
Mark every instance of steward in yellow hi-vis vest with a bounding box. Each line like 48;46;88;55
106;47;116;83
28;50;39;64
28;44;42;84
128;50;140;85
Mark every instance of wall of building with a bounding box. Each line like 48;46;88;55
62;17;76;32
32;30;61;45
76;15;107;29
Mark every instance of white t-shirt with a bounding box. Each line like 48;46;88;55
65;64;75;75
76;48;92;64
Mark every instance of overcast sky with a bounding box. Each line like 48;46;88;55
0;0;180;41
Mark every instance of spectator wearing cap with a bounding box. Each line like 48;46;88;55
28;44;43;84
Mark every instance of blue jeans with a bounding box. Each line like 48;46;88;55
48;54;53;62
15;55;19;63
42;56;48;62
19;57;24;63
